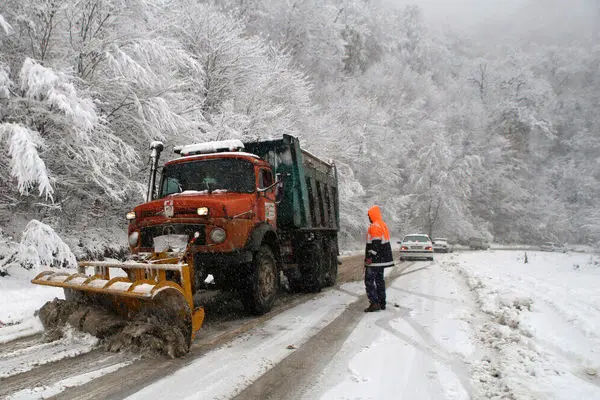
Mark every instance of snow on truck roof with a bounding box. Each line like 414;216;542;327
174;139;245;156
174;151;261;162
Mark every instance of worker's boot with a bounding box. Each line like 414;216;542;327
364;302;381;312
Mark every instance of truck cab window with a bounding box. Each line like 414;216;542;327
162;177;182;196
259;169;273;189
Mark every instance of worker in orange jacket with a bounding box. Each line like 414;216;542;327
364;205;395;312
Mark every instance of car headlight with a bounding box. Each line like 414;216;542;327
126;211;136;220
197;207;209;216
209;227;226;243
128;231;140;246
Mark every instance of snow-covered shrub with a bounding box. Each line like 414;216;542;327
20;220;76;269
1;123;53;200
0;220;76;273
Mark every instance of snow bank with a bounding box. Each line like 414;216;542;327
0;221;74;342
457;250;600;399
0;267;64;342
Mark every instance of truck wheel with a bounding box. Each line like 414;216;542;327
242;245;279;315
300;243;324;293
323;245;338;287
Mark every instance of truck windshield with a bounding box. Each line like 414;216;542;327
159;158;255;197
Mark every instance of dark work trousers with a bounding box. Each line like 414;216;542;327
364;266;386;305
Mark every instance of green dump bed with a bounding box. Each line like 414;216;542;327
244;134;339;231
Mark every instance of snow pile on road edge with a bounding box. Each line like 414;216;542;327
456;252;600;399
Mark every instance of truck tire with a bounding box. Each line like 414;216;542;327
323;243;338;287
299;242;324;293
242;245;279;315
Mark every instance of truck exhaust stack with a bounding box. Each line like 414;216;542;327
147;141;164;202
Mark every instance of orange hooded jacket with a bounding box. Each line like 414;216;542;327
365;205;394;267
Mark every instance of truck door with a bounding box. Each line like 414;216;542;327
258;168;277;228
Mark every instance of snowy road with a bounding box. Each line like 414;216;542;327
1;251;600;399
0;255;369;399
234;259;477;400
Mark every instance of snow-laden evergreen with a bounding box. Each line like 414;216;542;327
3;123;53;199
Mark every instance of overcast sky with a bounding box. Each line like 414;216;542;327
390;0;599;45
392;0;526;27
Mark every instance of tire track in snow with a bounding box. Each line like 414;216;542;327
4;360;134;400
0;328;100;379
389;286;460;305
0;349;136;398
374;306;474;398
233;262;416;400
0;334;40;356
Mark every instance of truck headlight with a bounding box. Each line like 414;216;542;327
197;207;209;216
209;227;226;243
126;211;136;220
128;231;140;246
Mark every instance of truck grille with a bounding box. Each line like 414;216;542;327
140;207;199;218
140;224;206;248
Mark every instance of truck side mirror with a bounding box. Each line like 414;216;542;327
275;173;287;187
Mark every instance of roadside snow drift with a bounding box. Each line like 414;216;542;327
457;251;600;400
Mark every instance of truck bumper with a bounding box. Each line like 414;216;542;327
400;251;434;260
193;249;253;270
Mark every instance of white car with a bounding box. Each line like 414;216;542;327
433;238;453;253
399;234;434;261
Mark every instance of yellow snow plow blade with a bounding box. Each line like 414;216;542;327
31;256;205;345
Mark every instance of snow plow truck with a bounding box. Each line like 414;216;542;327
32;134;340;351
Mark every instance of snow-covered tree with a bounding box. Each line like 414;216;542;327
0;219;76;273
0;57;137;201
0;0;599;255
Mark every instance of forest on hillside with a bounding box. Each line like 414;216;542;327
1;0;599;251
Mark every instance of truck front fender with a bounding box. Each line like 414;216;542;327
246;223;278;253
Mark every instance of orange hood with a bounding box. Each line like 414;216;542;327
368;205;382;222
135;192;255;219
